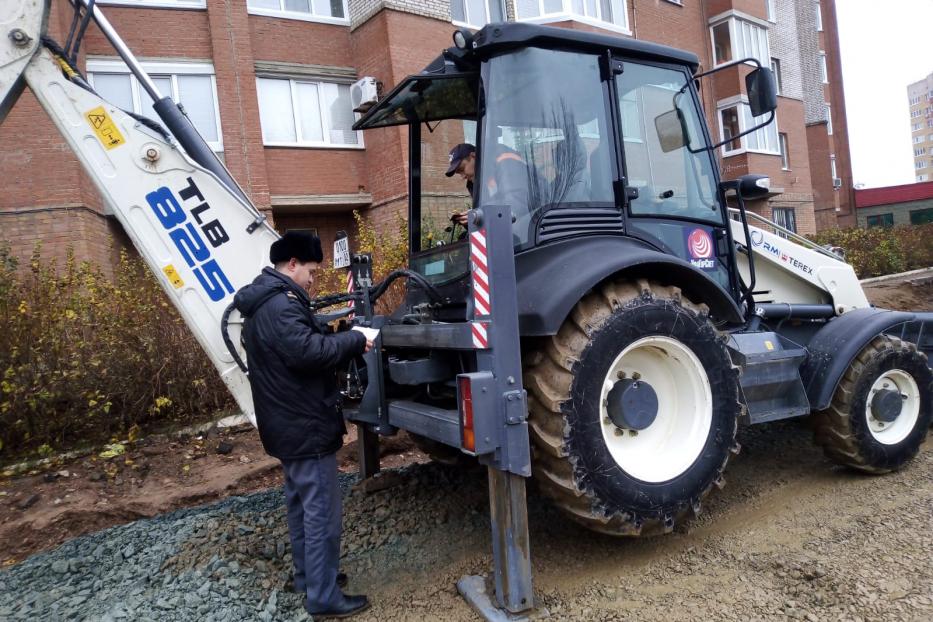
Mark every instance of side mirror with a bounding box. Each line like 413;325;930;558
655;108;688;153
735;174;772;200
746;67;777;117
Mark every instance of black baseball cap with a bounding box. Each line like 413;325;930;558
269;231;324;264
445;143;475;177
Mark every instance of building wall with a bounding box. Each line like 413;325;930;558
907;72;933;184
0;0;854;274
856;199;933;228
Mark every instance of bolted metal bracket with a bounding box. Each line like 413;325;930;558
503;390;527;425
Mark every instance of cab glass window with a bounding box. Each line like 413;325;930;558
616;63;722;225
481;48;614;247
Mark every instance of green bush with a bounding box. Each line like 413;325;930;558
0;245;233;464
808;223;933;279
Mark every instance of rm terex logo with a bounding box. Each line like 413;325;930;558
145;177;234;302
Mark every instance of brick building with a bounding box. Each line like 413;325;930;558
855;181;933;228
0;0;853;271
908;71;933;184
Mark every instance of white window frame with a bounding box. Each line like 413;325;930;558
779;132;789;170
917;174;928;182
815;0;823;31
256;77;364;149
915;148;926;157
818;52;828;84
928;134;933;142
86;58;223;152
246;0;350;26
709;13;771;68
830;154;837;178
914;135;924;144
96;0;205;8
514;0;631;35
771;57;782;95
766;0;777;22
452;0;504;29
717;95;780;157
825;102;832;135
915;161;926;170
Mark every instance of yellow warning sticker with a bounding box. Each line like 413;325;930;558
85;106;125;150
765;340;775;351
163;264;184;289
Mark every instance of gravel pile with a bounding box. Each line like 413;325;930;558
0;462;490;621
1;422;931;622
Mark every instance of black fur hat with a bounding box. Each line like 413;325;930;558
269;231;324;265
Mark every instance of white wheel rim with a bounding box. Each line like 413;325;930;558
865;369;920;445
599;336;713;483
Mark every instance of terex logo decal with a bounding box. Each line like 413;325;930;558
145;177;234;302
686;228;716;270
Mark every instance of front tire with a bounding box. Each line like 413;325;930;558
524;279;742;536
812;335;932;473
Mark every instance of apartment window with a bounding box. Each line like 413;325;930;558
246;0;348;24
825;102;833;134
256;77;362;148
916;174;928;182
766;0;777;22
515;0;629;31
87;60;222;152
928;134;933;142
910;208;933;224
771;58;782;95
915;160;926;170
718;99;780;156
779;132;789;169
452;0;505;28
912;110;922;119
815;0;822;31
830;154;837;179
866;213;893;228
772;207;796;233
915;148;927;157
711;17;771;66
818;52;828;84
913;123;922;131
928;119;933;128
914;136;924;144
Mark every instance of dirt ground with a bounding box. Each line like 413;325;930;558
0;426;428;566
1;269;931;618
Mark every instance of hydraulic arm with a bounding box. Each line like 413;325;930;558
1;0;282;422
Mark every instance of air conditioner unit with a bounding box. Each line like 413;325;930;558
832;177;843;189
351;77;378;113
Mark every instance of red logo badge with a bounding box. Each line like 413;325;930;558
687;228;713;259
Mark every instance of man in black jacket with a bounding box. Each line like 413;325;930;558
234;231;372;619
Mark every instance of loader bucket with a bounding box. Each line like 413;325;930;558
0;0;50;123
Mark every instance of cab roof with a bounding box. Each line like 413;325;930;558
466;22;700;72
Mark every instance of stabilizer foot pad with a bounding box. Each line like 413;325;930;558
457;575;548;622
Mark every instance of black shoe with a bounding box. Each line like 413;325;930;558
285;572;348;593
307;594;370;619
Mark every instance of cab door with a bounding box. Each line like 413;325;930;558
612;60;738;299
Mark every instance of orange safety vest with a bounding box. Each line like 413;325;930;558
486;151;525;193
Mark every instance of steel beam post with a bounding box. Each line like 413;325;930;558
488;467;533;613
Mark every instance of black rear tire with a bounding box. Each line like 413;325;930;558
812;335;932;473
524;278;742;536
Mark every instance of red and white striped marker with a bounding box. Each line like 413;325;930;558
346;270;355;320
472;321;489;349
470;229;490;317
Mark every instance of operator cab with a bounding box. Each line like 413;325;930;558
354;23;777;323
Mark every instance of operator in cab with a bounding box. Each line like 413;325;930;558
445;142;530;229
233;231;373;619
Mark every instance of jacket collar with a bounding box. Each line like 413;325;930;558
262;267;312;306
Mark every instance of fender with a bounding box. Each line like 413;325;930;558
514;235;744;336
801;307;916;411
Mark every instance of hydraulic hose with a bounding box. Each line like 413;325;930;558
221;302;249;374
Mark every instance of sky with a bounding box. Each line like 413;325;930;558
836;0;933;189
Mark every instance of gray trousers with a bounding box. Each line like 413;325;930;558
281;452;342;610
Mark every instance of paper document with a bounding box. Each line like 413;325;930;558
352;326;380;341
